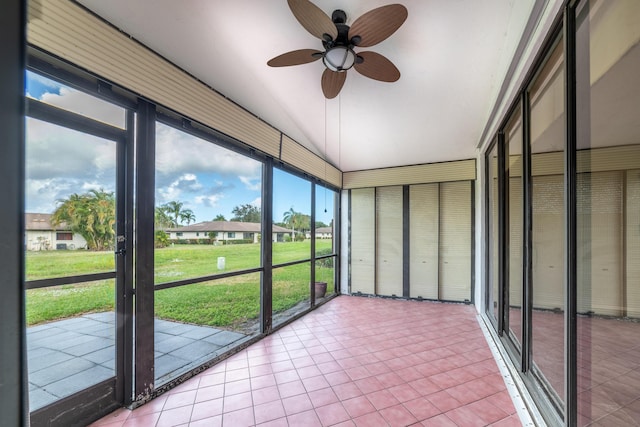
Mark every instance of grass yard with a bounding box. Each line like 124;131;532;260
26;240;334;327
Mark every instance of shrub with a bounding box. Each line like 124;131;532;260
225;239;254;245
316;248;334;268
155;230;170;248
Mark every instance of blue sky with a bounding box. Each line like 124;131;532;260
25;71;334;226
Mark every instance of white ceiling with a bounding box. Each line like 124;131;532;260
78;0;536;172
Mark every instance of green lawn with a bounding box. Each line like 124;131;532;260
25;240;334;327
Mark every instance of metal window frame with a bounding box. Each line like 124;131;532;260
19;45;345;426
0;0;27;425
482;3;581;424
24;71;134;426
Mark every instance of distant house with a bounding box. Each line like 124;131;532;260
25;213;87;250
305;227;333;239
165;221;293;243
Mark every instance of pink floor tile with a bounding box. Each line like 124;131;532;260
342;395;377;418
190;398;223;421
253;400;286;424
379;403;418;425
286;409;322;426
90;296;522;427
221;407;254;426
314;401;351;426
155;406;192;427
282;393;314;416
308;387;339;408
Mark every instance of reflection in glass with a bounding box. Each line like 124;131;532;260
529;39;565;402
575;1;640;424
154;274;259;384
506;110;523;348
487;143;500;324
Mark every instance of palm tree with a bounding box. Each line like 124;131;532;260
180;209;196;225
162;201;184;226
51;189;116;251
283;207;300;239
155;207;176;229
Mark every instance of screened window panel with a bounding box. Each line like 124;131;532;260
376;186;403;297
577;171;623;316
628;169;640;318
509;177;524;308
439;181;472;301
487;146;500;321
531;174;564;310
350;188;375;294
409;184;439;299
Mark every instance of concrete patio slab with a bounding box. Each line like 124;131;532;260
27;313;251;411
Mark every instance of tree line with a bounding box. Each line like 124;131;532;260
50;190;329;251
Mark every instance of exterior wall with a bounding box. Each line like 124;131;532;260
25;230;87;250
169;231;251;241
304;232;332;239
167;231;281;244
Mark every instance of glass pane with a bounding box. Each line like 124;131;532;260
315;184;335;256
25;119;118;280
272;168;311;264
506;109;523;348
154;273;260;384
26;71;125;128
272;263;311;328
487;143;499;324
315;258;335;304
575;1;640;424
25;78;121;413
155;122;263;283
26;279;116;411
529;39;565;403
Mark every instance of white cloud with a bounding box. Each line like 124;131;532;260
39;87;126;128
194;194;223;208
25;118;117;213
239;175;262;191
155;123;262;183
157;173;203;204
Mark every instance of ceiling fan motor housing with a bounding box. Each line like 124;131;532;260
322;9;362;72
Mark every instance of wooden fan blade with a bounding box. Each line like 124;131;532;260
348;4;408;47
321;69;347;99
354;51;400;82
267;49;323;67
287;0;338;41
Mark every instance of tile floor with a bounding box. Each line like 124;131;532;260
510;309;640;426
90;296;521;426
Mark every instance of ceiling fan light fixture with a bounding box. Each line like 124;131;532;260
323;46;356;72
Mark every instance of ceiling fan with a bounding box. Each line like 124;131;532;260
267;0;408;99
